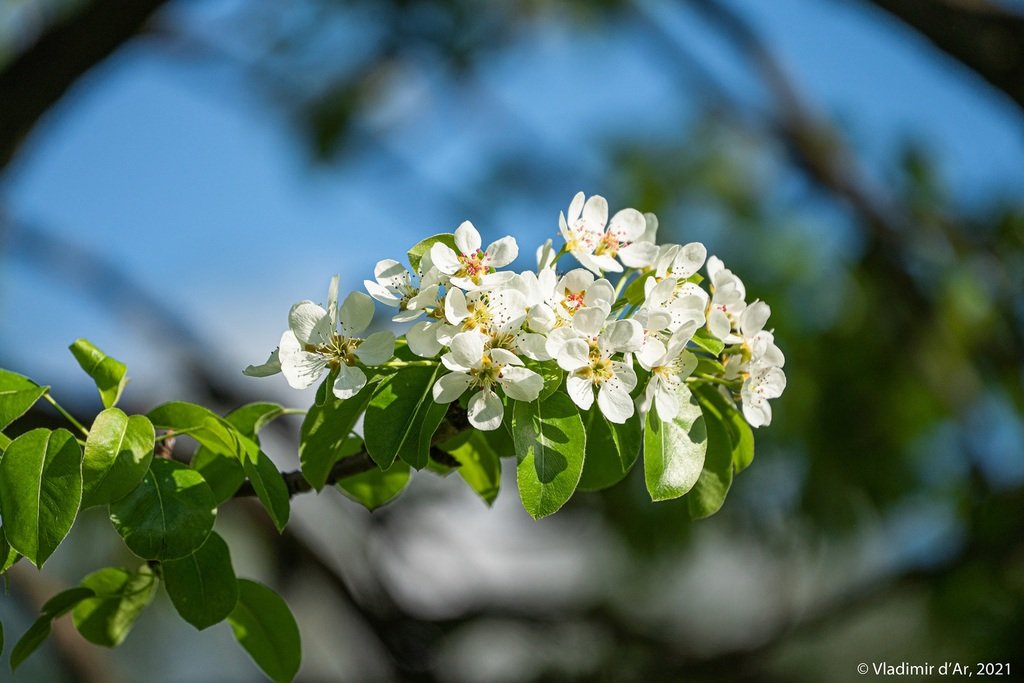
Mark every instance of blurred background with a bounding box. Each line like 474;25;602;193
2;0;1023;681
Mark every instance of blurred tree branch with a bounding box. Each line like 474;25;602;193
0;0;170;170
865;0;1024;114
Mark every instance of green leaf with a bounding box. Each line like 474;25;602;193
690;328;725;356
241;444;290;532
108;459;216;560
0;428;82;567
338;459;411;510
0;369;48;432
687;404;734;520
0;531;20;573
523;360;563;400
0;432;10;452
72;565;158;647
163;531;238;630
694;385;754;472
364;364;445;469
193;403;283;504
512;392;586;519
147;402;246;459
228;580;302;683
578;409;641;492
10;587;95;671
644;384;708;501
623;273;649;306
81;409;155;508
407;233;456;274
68;339;128;409
299;384;373;491
443;431;501;505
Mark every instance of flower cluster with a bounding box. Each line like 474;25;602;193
246;192;786;430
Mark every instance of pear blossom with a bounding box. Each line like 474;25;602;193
430;221;518;291
655;242;708;280
637;329;699;421
578;205;659;275
559;192;605;268
247;280;395;400
556;312;643;423
705;255;747;343
741;365;787;427
432;332;544;430
363;254;446;323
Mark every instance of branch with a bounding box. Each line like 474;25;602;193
232;402;468;499
0;0;170;169
866;0;1024;114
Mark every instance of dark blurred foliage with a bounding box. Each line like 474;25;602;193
2;1;1024;682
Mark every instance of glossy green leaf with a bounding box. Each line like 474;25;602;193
523;360;563;400
690;328;725;356
407;233;456;273
0;531;20;573
147;402;245;459
72;565;158;647
109;459;216;560
578;409;642;491
364;364;445;469
694;385;754;472
81;408;155;508
0;369;48;432
193;403;283;504
444;431;501;505
163;531;238;630
10;587;95;671
223;402;286;436
338;459;411;510
68;339;128;409
0;428;82;567
687;405;734;519
228;580;302;683
513;392;586;519
299;384;373;491
644;384;708;501
0;432;10;452
241;443;290;532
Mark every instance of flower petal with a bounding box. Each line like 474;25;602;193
374;259;409;290
289;301;332;346
598;383;634;423
566;374;595;410
608;208;645;242
454;221;482;255
278;331;327;389
355;331;395;365
339;291;375;336
445;287;470;324
433;371;473;403
573;306;607;338
557;339;591;372
430;242;461;275
450;331;485;369
333;364;367;400
582;195;608;231
468;389;504;431
408;321;443;358
364;279;402;307
618;241;659;269
499;366;544;401
485;236;519;268
567;191;585;225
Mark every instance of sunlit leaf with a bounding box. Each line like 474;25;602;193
644;384;707;501
513;392;586;519
163;532;238;630
68;339;128;409
81;408;154;508
228;580;301;683
72;565;158;647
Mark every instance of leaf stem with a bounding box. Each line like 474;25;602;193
43;393;89;438
381;359;438;368
612;267;635;299
550;245;569;266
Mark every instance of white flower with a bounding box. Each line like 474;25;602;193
655;242;707;280
706;255;747;343
432;332;544;430
556;313;642;423
430;221;518;291
363;256;445;323
637;329;698;421
561;193;655;274
268;283;395;399
741;365;786;427
641;276;707;336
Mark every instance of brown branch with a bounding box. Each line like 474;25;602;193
0;0;170;169
232;402;468;499
866;0;1024;114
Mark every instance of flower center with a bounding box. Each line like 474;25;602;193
561;291;585;315
306;335;361;367
469;354;504;387
593;231;621;257
457;250;492;284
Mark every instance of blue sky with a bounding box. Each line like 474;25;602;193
2;0;1021;407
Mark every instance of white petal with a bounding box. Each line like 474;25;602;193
544;326;580;360
327;274;340;328
289;301;332;346
408;284;439;311
441;351;473;373
601;319;643;354
585;279;615;308
445;287;470;324
408;321;443;358
527;303;556;334
557;339;591;372
450;331;486;369
654;379;680;421
740;300;771;338
374;259;409;289
488;288;528;334
279;331;327;389
706;255;725;279
611;361;638;391
430;243;461;275
673;242;707;278
333;364;367;399
355;331;395;365
567;191;585;225
573;307;607;338
608;208;645;242
433;372;473;403
582;195;608;231
468;389;504;431
364;279;402;307
472;271;517;291
485;236;519;268
243;349;281;377
339;291;375;336
566;374;595;410
618;241;659;268
490;347;523;366
575;252;605;276
708;309;733;341
392;308;424;323
454;221;482;255
516;331;552;361
536;238;555;271
637;336;667;371
598;383;634;423
743;398;772;428
639;212;658;244
500;366;544;401
559;269;594;294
